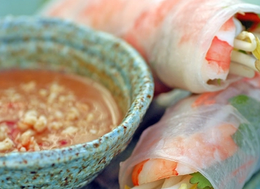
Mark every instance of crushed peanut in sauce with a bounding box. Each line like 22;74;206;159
0;69;122;153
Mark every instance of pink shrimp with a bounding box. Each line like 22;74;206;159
203;18;237;83
191;91;220;107
131;123;238;186
132;159;179;186
206;37;233;74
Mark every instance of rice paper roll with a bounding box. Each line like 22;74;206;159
119;75;260;189
41;0;260;94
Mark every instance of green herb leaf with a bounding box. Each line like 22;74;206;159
238;49;247;54
231;123;252;148
189;172;213;189
229;95;260;148
217;79;222;86
229;95;260;128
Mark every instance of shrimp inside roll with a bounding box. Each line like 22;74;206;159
127;124;238;189
203;13;260;86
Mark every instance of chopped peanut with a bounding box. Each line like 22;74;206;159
47;92;57;104
23;110;38;125
50;83;64;93
66;94;75;101
17;121;31;131
33;142;40;151
55;111;63;119
27;137;38;151
19;147;26;152
0;125;8;141
0;138;14;151
20;81;36;92
67;107;80;121
39;89;48;97
4;88;16;96
34;115;47;132
90;129;97;134
86;113;94;122
58;95;66;103
49;122;63;130
61;126;78;135
23;116;37;126
76;103;90;112
20;130;35;146
11;93;21;101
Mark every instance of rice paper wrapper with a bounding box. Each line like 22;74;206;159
150;0;260;93
41;0;260;93
119;78;260;189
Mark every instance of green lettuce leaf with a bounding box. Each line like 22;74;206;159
229;95;260;148
190;172;213;189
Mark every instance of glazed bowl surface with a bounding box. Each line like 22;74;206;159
0;16;154;189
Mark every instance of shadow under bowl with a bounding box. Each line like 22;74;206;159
0;16;154;189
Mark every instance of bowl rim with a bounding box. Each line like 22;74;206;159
0;16;154;166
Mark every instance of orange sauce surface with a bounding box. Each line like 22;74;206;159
0;69;122;153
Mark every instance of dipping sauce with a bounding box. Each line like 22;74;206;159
0;69;122;153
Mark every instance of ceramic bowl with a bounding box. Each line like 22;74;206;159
0;16;154;189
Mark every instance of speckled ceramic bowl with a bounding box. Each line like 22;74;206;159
0;16;154;189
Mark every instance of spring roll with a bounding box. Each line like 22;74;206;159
119;74;260;189
41;0;260;94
